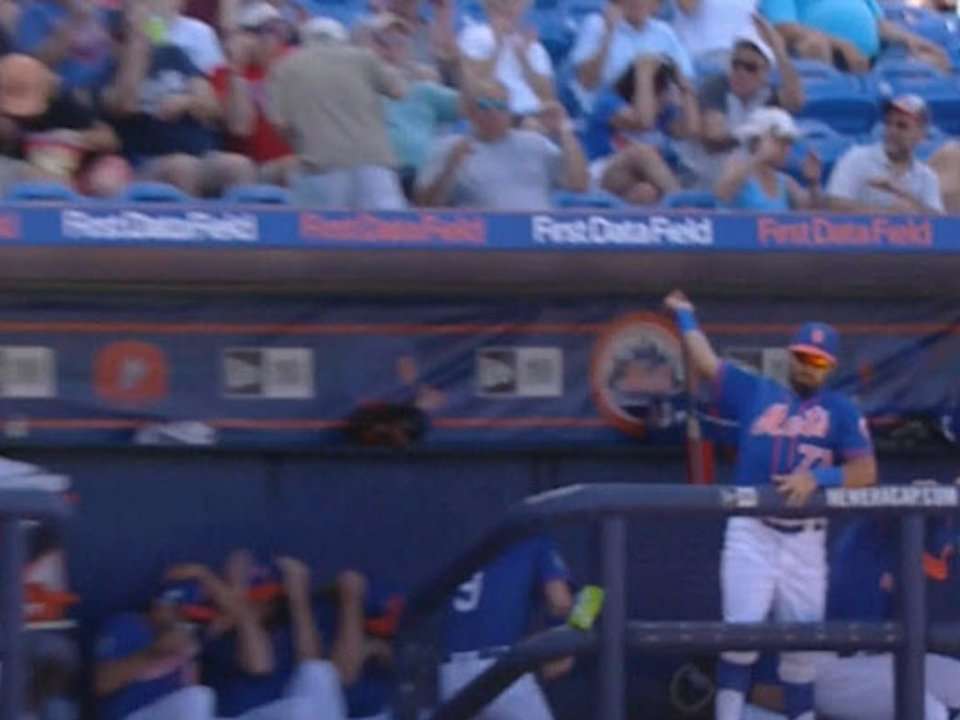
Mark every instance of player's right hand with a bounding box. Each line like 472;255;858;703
663;289;693;313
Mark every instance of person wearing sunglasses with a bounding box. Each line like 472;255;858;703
827;94;944;214
663;288;878;720
676;14;803;192
714;106;823;210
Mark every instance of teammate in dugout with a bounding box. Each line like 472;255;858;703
439;535;574;720
663;289;878;720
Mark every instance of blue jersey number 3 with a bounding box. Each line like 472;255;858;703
454;572;485;612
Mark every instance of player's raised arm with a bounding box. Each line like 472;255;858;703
663;290;721;381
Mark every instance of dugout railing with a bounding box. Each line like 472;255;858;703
395;482;960;720
0;489;70;720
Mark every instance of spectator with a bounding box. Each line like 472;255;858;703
151;0;227;75
267;21;408;208
94;574;229;720
569;0;693;112
827;94;943;213
679;14;804;190
759;0;949;73
714;107;823;210
415;79;588;209
362;11;460;199
356;0;458;85
212;2;296;186
0;53;130;196
199;552;366;720
581;55;699;204
457;0;555;117
672;0;757;68
929;141;960;214
14;0;113;92
100;5;255;197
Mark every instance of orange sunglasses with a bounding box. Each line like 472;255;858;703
791;351;835;370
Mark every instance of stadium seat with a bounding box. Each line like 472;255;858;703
223;184;291;205
869;58;960;134
793;59;879;135
118;181;189;203
786;120;856;185
552;189;627;208
5;180;80;202
660;190;718;209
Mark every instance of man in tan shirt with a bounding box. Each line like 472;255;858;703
267;19;407;209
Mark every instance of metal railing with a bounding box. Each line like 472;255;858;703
395;482;960;720
0;490;70;720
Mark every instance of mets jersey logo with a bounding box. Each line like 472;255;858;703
751;403;830;438
591;313;685;438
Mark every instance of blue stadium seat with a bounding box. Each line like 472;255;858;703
793;59;879;135
119;181;189;203
552;189;626;208
869;58;960;134
786;120;855;185
660;190;718;209
5;180;80;202
223;184;291;205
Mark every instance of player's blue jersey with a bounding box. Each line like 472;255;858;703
444;536;569;654
713;361;873;486
95;612;188;720
828;515;955;621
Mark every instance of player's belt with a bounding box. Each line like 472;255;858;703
761;518;827;534
443;646;509;663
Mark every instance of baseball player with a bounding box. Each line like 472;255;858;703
664;290;878;720
438;534;574;720
743;511;960;720
199;550;366;720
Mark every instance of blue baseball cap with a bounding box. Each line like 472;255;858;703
789;322;839;365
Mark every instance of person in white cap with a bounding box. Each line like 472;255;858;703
714;106;823;210
827;94;944;214
678;13;804;191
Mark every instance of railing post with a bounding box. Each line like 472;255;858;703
0;517;24;720
895;512;926;720
599;515;626;720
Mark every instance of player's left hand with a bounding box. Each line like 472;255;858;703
772;470;818;507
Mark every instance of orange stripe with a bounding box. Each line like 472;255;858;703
923;552;950;582
434;417;608;429
19;417;607;431
0;320;952;336
705;323;958;335
0;321;604;335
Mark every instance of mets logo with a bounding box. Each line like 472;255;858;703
94;341;169;406
590;313;685;437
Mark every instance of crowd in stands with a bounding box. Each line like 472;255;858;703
0;0;958;210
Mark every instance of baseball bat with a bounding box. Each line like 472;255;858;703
683;343;710;485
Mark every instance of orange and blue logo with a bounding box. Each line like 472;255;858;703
94;341;169;406
591;313;685;437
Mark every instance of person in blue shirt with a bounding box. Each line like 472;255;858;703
582;54;699;205
94;573;228;720
664;289;878;720
438;535;574;720
714;107;823;212
199;551;366;720
758;0;948;73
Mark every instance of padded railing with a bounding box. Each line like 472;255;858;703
395;482;960;720
0;490;70;720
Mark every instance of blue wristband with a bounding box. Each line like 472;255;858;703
812;466;844;487
675;308;699;334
